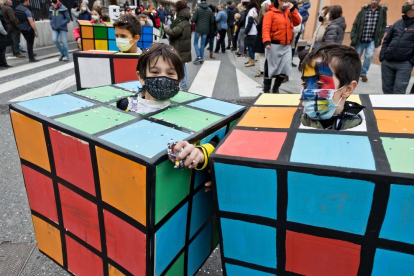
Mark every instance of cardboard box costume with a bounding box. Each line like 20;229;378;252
10;82;245;276
211;94;414;276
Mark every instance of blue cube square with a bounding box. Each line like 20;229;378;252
188;98;244;116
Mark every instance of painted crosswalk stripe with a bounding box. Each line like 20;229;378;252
0;63;74;95
236;68;263;97
188;61;221;98
10;75;76;102
0;58;59;78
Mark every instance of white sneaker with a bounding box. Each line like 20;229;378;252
61;56;68;61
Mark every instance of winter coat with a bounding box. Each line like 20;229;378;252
157;8;167;22
191;2;213;34
15;4;31;31
262;5;301;46
1;4;19;29
78;11;91;21
298;1;310;22
216;9;228;30
238;9;247;28
207;5;217;37
350;4;387;48
322;17;346;44
71;8;79;28
164;8;192;63
310;19;329;50
226;5;237;28
253;21;265;53
380;16;414;66
49;3;70;32
0;18;13;48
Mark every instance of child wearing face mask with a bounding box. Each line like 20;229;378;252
73;8;104;48
299;43;365;130
116;42;216;172
77;2;91;21
113;14;142;53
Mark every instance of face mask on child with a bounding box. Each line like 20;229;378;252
144;76;180;100
116;38;134;52
92;15;99;21
301;87;345;120
81;7;87;11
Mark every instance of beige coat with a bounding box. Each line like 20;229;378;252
310;19;329;51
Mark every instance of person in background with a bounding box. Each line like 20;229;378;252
322;5;346;44
252;2;268;76
137;14;148;26
15;0;37;62
232;12;240;51
113;14;142;53
380;0;414;94
191;0;214;64
226;0;237;49
125;7;133;15
236;1;247;57
0;7;13;69
123;0;129;8
205;4;216;59
310;5;330;50
351;0;387;82
2;0;24;57
78;2;91;20
91;7;103;23
49;0;70;61
92;0;101;9
143;10;155;26
214;4;227;53
243;0;258;67
71;1;79;27
157;4;167;23
164;0;191;91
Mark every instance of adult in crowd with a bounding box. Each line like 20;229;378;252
380;0;414;94
226;1;236;49
262;0;301;93
252;2;268;76
78;2;91;20
49;0;70;61
351;0;387;82
191;0;213;64
16;0;37;62
310;5;330;50
2;0;24;57
214;4;227;53
71;1;79;27
236;1;247;57
292;0;310;57
93;0;101;9
157;4;167;23
243;0;258;67
322;5;346;44
123;0;129;8
164;0;191;91
205;4;216;59
0;6;13;68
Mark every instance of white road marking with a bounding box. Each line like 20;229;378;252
0;58;59;78
10;75;76;102
236;68;262;97
0;63;74;95
188;60;221;97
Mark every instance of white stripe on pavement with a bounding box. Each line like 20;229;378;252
188;61;221;97
236;69;262;97
0;63;74;95
0;58;59;78
10;75;76;102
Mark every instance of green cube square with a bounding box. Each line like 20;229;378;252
75;86;134;103
94;26;108;39
155;160;191;224
382;137;414;174
170;91;202;103
55;106;136;134
150;106;223;132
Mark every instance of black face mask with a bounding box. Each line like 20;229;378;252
318;15;324;22
402;4;413;14
144;76;180;100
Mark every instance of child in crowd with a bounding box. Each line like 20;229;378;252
232;13;241;51
299;44;365;130
77;2;91;21
73;8;104;48
166;15;172;28
137;14;148;26
113;14;142;53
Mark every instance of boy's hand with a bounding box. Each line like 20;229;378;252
172;141;205;169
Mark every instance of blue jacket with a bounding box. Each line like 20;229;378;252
49;4;70;32
216;10;228;30
157;8;167;23
298;2;311;22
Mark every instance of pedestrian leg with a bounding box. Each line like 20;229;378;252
393;61;413;94
21;30;36;61
60;30;69;59
181;63;187;90
381;60;396;94
200;34;207;61
0;46;8;66
11;27;21;56
219;29;226;53
52;29;64;56
361;41;375;77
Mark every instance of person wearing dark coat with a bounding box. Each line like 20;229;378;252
226;1;237;49
0;15;13;68
164;1;192;91
16;0;38;62
191;0;214;64
252;3;268;77
205;4;216;59
380;0;414;94
322;5;346;44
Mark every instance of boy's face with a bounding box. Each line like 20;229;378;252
301;58;352;116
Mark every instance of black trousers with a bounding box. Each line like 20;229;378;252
0;46;7;66
9;26;21;55
21;29;35;60
215;29;227;53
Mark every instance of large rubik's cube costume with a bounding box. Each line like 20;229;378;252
10;82;245;275
211;94;414;275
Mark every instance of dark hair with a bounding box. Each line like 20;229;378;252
227;1;232;5
92;7;102;17
137;43;185;82
175;0;187;13
72;1;79;8
300;44;361;87
247;0;258;12
113;14;142;37
329;5;342;20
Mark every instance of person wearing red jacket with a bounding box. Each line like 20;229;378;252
262;0;301;93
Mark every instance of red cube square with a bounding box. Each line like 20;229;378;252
66;235;103;276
